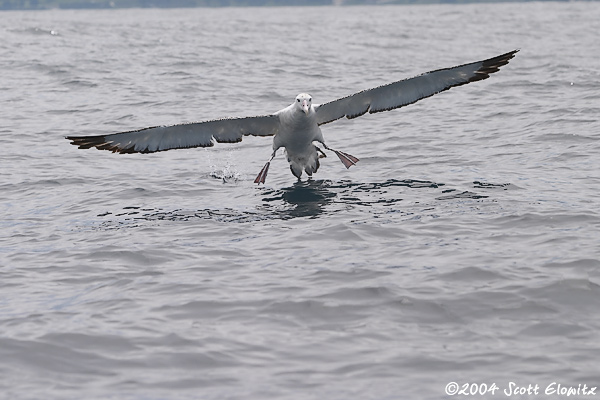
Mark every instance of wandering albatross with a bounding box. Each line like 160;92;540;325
66;50;518;184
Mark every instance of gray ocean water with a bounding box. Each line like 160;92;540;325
2;3;600;399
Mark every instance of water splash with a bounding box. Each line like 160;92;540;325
208;151;243;183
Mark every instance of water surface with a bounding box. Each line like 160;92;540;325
1;3;600;399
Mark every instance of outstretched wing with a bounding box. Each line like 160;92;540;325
315;50;518;125
66;114;280;154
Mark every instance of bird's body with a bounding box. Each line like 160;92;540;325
67;50;518;183
273;95;325;179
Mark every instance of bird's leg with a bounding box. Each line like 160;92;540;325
254;150;277;184
322;144;359;169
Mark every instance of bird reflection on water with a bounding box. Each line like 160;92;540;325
259;178;450;219
260;180;338;219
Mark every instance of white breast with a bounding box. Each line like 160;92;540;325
273;105;323;157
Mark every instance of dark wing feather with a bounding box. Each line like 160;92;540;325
66;114;280;154
315;50;518;125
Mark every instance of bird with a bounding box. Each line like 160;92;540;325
66;50;518;184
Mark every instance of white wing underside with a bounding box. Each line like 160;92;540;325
67;115;280;153
315;50;518;125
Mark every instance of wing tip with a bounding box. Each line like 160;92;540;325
66;134;137;153
66;131;218;154
471;49;519;82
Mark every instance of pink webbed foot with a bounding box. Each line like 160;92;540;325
254;162;270;184
332;150;359;169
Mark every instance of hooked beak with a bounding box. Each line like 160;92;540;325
302;99;310;114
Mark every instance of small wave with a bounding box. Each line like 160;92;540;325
436;191;488;200
472;181;518;190
11;27;59;36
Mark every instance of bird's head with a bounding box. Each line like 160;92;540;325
295;93;312;115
